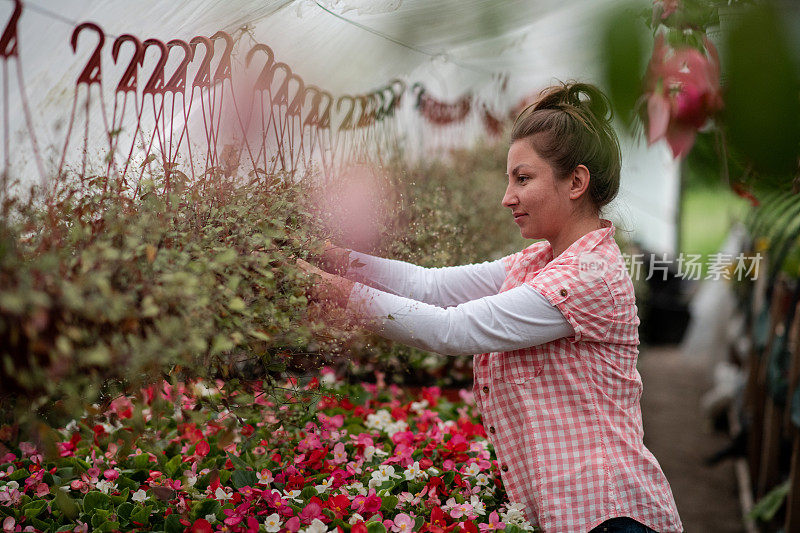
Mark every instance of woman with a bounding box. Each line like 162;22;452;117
299;82;683;533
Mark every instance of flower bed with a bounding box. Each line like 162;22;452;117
0;371;536;532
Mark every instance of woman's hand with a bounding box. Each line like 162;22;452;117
296;257;355;308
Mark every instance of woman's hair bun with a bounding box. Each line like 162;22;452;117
533;81;614;126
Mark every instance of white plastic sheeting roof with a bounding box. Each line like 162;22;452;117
2;0;679;253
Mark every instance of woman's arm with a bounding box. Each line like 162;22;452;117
341;250;508;307
347;281;574;356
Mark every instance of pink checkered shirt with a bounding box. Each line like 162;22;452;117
473;220;682;532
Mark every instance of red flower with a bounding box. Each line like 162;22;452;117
188;519;213;533
324;494;351;519
351;523;368;533
195;439;210;457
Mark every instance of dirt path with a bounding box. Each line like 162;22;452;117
638;345;744;532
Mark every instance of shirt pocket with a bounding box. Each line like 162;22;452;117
495;349;545;384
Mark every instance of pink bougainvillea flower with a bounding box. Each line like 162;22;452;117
645;33;722;158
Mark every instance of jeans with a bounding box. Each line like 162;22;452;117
588;517;658;533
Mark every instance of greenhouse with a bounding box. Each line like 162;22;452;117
0;0;798;532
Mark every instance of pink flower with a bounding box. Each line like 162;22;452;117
2;516;17;533
103;469;119;481
645;33;722;158
285;516;301;532
298;499;324;523
654;0;680;20
110;396;133;419
351;489;382;514
34;482;50;497
479;511;506;531
391;513;415;532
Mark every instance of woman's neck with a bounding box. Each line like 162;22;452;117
549;215;605;259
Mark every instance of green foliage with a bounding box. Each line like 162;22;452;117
724;2;800;180
749;479;790;523
0;169;345;430
600;1;651;129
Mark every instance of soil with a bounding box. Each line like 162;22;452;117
639;344;744;532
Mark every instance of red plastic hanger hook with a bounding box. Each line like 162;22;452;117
0;0;22;59
111;34;144;94
71;22;105;86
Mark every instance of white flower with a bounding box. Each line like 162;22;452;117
404;461;425;481
205;513;217;523
6;481;19;491
348;513;365;525
283;489;302;502
365;410;393;431
131;489;148;503
95;480;117;494
410;399;429;413
463;463;481;477
185;475;197;487
315;476;333;493
475;473;490;486
369;464;400;488
363;446;376;462
342;481;367;496
384;420;408;437
263;513;282;532
470;495;486;516
302;519;330;533
214;487;232;500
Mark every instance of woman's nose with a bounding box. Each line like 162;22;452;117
502;186;517;208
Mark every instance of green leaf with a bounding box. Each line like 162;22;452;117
54;489;79;520
724;3;800;178
83;490;111;513
380;495;398;512
165;514;185;533
231;469;258;489
22;500;46;518
749;479;791;522
191;499;221;520
365;522;387;533
599;2;649;129
116;502;135;519
165;455;182;478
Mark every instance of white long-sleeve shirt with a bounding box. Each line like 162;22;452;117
343;251;574;356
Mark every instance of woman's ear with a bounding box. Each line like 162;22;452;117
568;165;591;200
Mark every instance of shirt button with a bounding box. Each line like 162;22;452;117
489;426;496;434
559;288;568;297
482;386;489;394
501;464;509;472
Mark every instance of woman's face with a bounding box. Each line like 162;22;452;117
503;139;572;240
